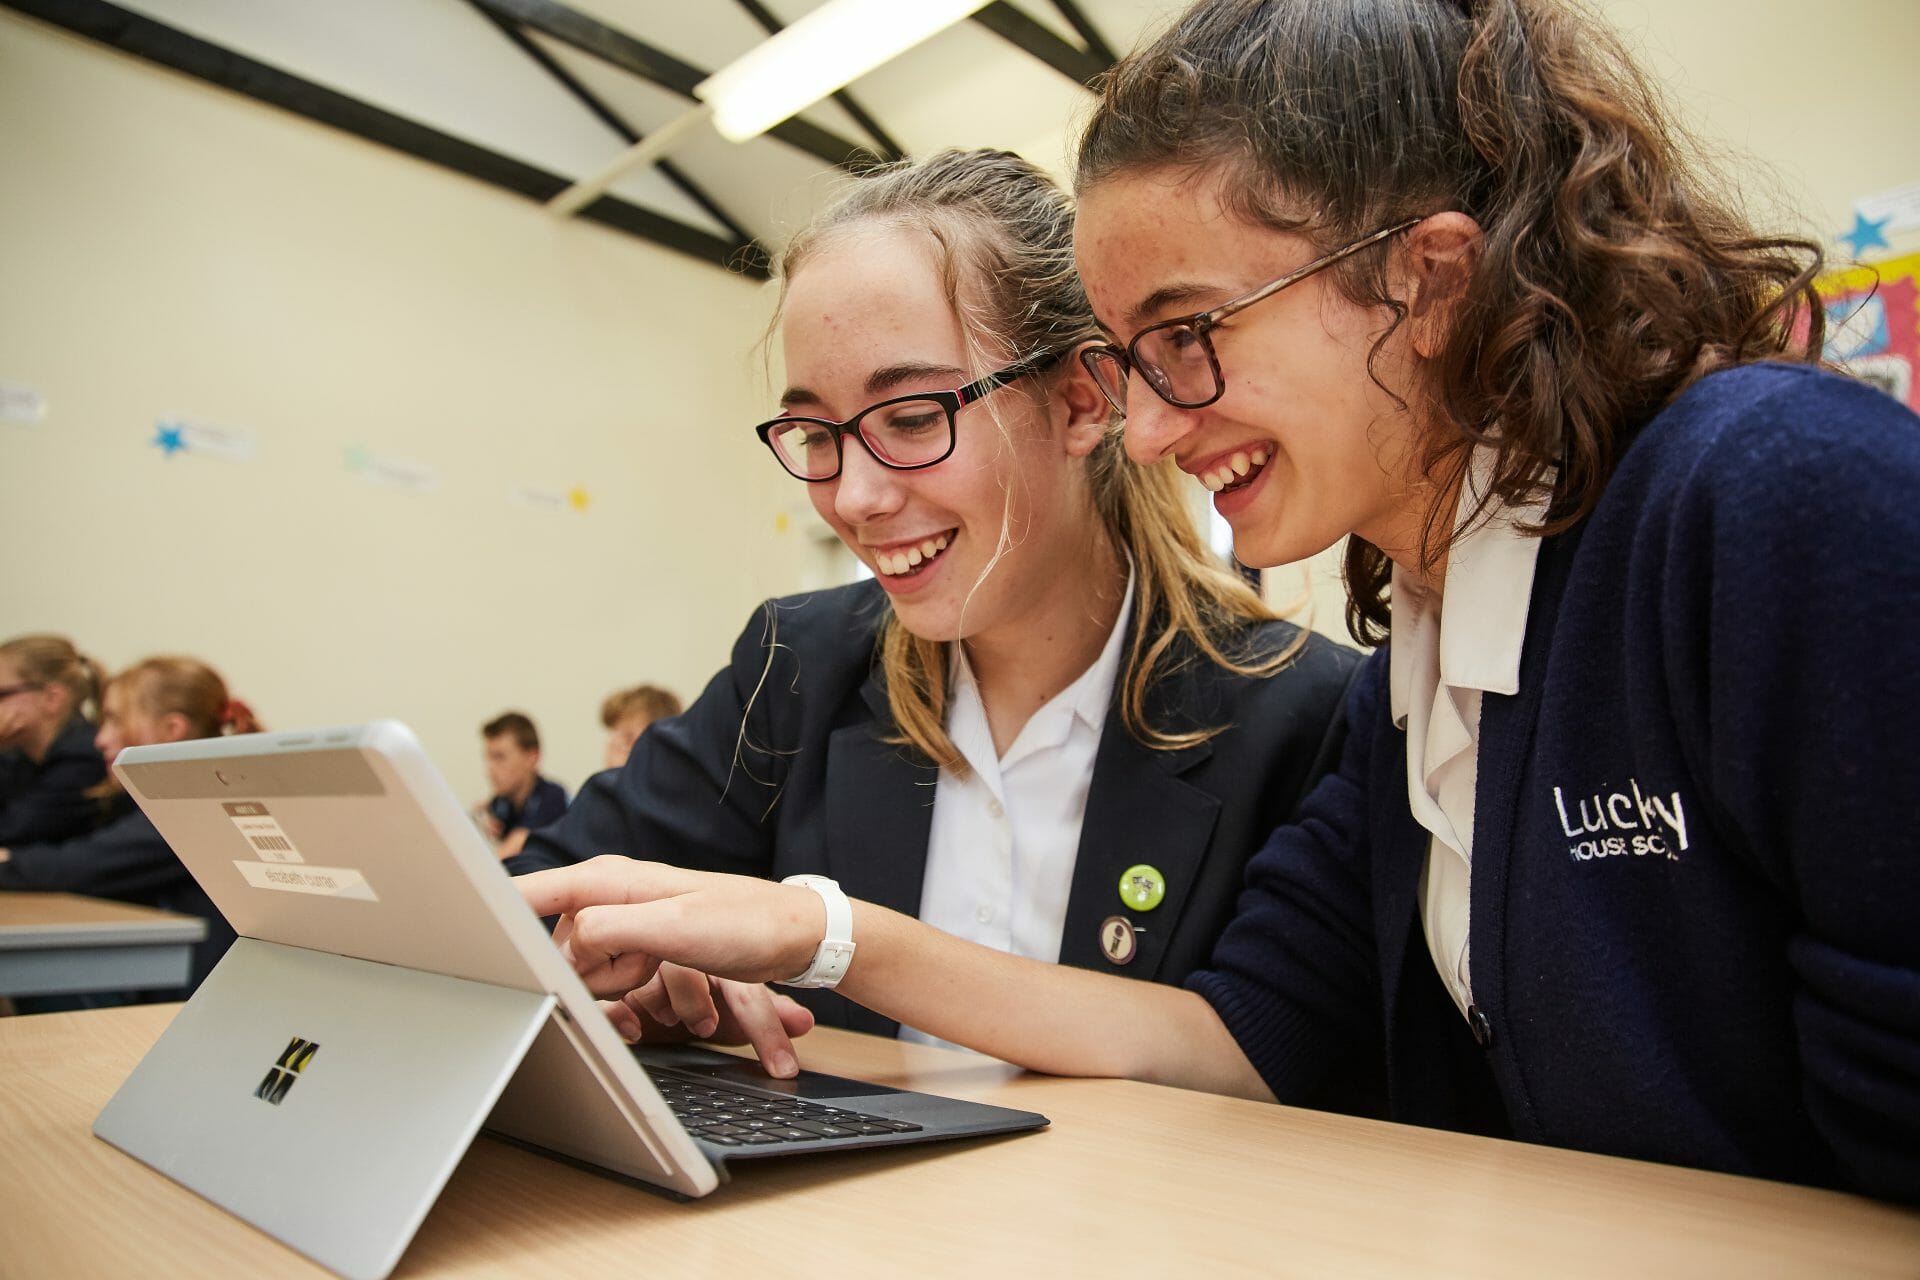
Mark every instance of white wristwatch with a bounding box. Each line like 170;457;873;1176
777;874;857;989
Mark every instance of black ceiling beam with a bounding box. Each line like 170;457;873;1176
1048;0;1117;67
471;3;759;251
971;2;1112;88
731;0;905;164
468;0;887;173
5;0;770;278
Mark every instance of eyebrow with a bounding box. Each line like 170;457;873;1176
779;360;970;411
1125;282;1227;329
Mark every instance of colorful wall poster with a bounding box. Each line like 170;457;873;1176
1816;250;1920;414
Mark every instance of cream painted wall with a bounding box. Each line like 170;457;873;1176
0;11;823;802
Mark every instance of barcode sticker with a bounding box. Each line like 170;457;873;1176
222;801;303;863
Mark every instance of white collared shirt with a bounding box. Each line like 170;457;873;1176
900;568;1135;1047
1389;452;1549;1020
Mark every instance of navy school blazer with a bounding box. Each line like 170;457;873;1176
512;580;1362;1037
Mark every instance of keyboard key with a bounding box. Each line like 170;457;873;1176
786;1120;859;1139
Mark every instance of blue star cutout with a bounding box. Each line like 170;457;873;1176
1840;211;1893;258
153;423;186;457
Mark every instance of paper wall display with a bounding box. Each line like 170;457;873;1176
152;417;258;462
1816;249;1920;414
1854;180;1920;238
0;382;46;427
510;485;591;513
344;443;438;493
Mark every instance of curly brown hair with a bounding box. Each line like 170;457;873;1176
1076;0;1826;643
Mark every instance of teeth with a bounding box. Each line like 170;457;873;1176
1196;448;1271;494
875;534;952;576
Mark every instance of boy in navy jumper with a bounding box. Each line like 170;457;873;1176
508;0;1920;1204
478;711;567;861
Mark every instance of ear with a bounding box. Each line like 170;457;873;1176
1402;212;1483;360
1054;347;1113;460
156;711;194;745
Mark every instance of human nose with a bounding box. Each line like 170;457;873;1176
830;434;907;525
1121;382;1199;466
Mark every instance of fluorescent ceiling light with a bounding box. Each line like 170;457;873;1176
695;0;994;143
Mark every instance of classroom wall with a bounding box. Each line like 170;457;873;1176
0;10;830;801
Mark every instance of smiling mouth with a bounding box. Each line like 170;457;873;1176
1195;447;1271;494
872;531;954;577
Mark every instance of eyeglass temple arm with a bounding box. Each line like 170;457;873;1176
955;347;1069;405
1206;218;1426;326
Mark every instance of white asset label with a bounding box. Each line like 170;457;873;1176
234;861;379;900
223;801;304;863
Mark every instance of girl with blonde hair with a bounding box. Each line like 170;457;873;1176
0;633;108;846
510;147;1359;1066
0;656;259;998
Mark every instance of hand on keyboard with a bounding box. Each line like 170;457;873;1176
603;963;814;1078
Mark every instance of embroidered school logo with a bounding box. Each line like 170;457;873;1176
254;1036;320;1105
1552;779;1689;863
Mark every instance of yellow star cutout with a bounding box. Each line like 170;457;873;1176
568;487;590;513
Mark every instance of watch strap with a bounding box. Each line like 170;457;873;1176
776;874;857;989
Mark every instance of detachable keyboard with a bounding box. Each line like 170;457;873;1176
649;1068;926;1148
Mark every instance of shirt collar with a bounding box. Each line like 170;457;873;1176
1389;449;1551;721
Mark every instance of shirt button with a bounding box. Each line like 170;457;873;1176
976;905;995;925
985;798;1004;820
1466;1004;1493;1050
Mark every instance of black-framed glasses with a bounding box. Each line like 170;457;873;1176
1080;218;1424;414
755;348;1066;483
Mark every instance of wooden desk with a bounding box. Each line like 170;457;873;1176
0;893;205;997
2;1004;1915;1278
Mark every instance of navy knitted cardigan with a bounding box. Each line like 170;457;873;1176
1191;363;1920;1203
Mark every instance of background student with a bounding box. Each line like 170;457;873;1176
0;634;108;847
515;0;1920;1206
480;711;567;860
599;684;683;771
0;656;255;1000
509;148;1360;1062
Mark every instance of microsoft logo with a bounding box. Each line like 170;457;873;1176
255;1037;320;1105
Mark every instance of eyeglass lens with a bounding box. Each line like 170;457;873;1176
1081;322;1220;416
1133;325;1219;404
765;398;953;481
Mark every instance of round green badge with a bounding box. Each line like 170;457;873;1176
1117;864;1166;912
